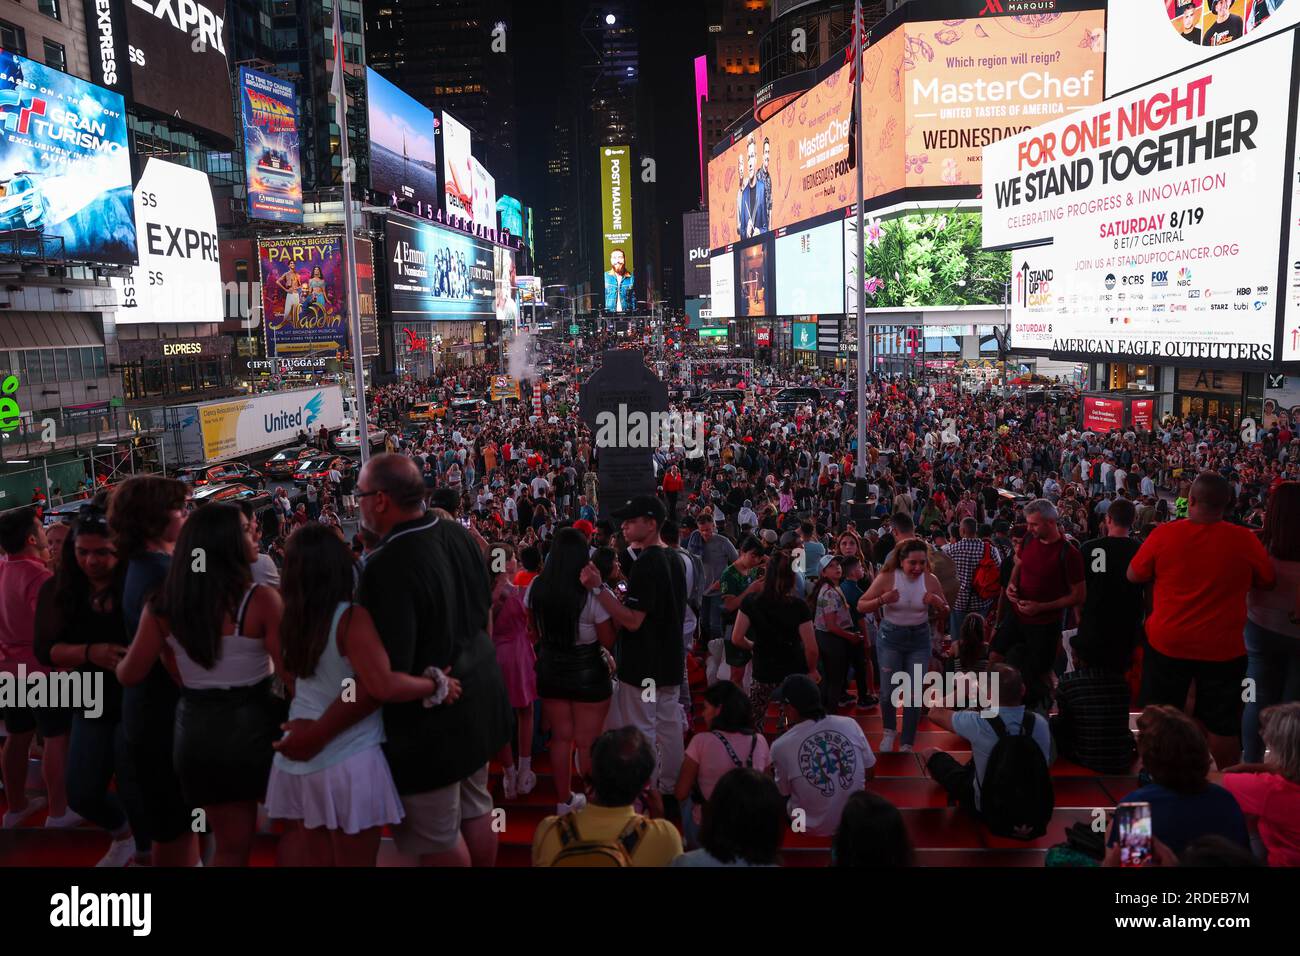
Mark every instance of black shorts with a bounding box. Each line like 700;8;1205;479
2;703;73;737
536;644;612;704
174;679;285;808
1140;645;1247;738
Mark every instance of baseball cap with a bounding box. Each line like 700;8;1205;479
609;495;667;523
777;674;823;718
573;519;595;538
758;528;778;547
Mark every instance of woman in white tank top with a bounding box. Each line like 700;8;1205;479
856;539;949;753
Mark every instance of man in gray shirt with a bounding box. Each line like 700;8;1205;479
689;511;737;646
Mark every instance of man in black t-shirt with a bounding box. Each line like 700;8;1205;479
1204;0;1243;45
1077;498;1144;674
582;495;687;799
1174;0;1202;45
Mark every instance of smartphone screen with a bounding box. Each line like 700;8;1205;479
616;580;628;595
1116;802;1153;867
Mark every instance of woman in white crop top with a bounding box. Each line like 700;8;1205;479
118;504;287;867
856;539;949;753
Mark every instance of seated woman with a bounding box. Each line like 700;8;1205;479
1108;706;1249;857
1218;702;1300;867
832;791;914;867
670;769;785;868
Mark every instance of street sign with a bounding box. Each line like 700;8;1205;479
569;324;580;335
699;328;728;339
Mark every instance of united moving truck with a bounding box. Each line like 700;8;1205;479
160;386;345;469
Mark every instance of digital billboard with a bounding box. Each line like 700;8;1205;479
494;246;518;327
794;321;818;351
1083;396;1124;434
710;250;735;319
984;29;1293;368
0;51;135;264
861;212;1009;310
385;215;495;318
740;242;770;317
353;237;380;357
84;0;235;144
497;195;523;238
239;67;302;224
471;156;497;231
683;210;710;298
776;219;844;315
600;145;635;276
1108;0;1300;97
258;236;350;357
114;158;221;325
367;67;439;214
441;111;474;220
524;205;535;257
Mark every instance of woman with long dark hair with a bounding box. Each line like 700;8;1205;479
525;527;615;814
33;506;141;866
832;791;915;867
730;550;819;727
107;475;195;867
117;504;286;866
267;525;448;866
1244;482;1300;762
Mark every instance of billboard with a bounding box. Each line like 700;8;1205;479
258;236;350;357
198;386;345;463
494;245;518;327
239;67;302;224
367;67;440;214
984;30;1293;367
1083;396;1123;433
353;237;380;357
497;194;523;237
471;156;497;230
0;51;134;264
740;242;770;317
385;215;495;318
1131;398;1155;431
683;210;710;298
114;158;221;324
1108;0;1300;97
441;111;473;220
83;0;235;144
793;321;818;351
861;212;1010;309
524;204;535;257
710;250;735;319
776;219;844;315
600;144;635;278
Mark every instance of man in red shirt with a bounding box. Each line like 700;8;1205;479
995;499;1086;709
1128;472;1275;770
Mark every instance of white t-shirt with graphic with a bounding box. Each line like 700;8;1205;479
770;715;875;837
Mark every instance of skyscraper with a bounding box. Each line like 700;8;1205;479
363;0;519;196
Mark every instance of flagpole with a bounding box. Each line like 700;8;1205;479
333;0;370;467
853;3;867;482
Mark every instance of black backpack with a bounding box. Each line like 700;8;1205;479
981;713;1054;840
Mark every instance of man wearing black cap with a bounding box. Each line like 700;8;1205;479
581;494;687;801
1174;0;1202;45
769;673;875;837
1204;0;1243;46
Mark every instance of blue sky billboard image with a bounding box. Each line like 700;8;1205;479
240;67;303;224
367;67;440;214
0;51;134;264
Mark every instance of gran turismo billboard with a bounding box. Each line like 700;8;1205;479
0;50;135;264
367;67;440;215
239;67;302;223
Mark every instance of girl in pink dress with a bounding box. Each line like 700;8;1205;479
491;544;538;798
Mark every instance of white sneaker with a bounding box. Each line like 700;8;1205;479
899;744;914;753
556;791;587;816
44;809;84;829
95;836;136;868
880;730;897;753
502;767;518;800
2;795;47;828
517;768;537;796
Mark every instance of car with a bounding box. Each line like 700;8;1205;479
292;455;353;486
0;171;49;231
701;388;748;408
190;483;272;511
177;462;267;489
42;497;97;526
449;399;485;422
773;387;823;414
262;445;318;476
334;423;388;452
409;402;446;423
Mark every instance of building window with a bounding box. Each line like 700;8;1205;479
43;39;66;73
0;20;26;56
38;0;61;20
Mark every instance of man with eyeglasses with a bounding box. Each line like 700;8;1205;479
275;454;510;867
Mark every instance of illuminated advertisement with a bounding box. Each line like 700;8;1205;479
985;30;1293;367
861;212;1009;309
384;215;495;318
1108;1;1300;97
683;210;710;298
240;67;302;223
353;237;380;357
524;205;535;257
0;50;134;264
83;0;235;144
711;250;736;319
793;321;819;351
441;111;474;220
497;194;524;237
494;245;518;327
367;67;440;215
740;242;770;317
1083;396;1124;433
600;145;636;275
115;158;221;324
471;156;497;231
776;219;844;315
258;235;349;357
1131;398;1154;431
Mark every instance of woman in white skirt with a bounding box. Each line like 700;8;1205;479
267;525;460;865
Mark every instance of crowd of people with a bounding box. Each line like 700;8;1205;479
0;336;1298;868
